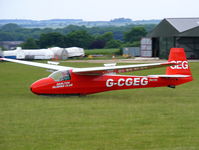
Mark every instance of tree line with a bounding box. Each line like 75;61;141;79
0;23;155;49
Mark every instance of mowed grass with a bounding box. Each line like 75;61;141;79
0;61;199;150
85;49;120;55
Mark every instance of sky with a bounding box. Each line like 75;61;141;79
0;0;199;21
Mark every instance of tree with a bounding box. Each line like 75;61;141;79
0;23;155;43
90;32;114;49
39;32;65;48
0;46;6;51
21;38;39;49
0;32;15;41
111;18;132;23
89;40;106;49
98;32;114;42
105;40;122;48
1;23;21;32
121;41;140;48
65;30;93;48
124;26;147;43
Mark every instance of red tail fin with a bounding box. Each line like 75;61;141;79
166;48;192;75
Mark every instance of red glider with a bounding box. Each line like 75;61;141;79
0;48;193;96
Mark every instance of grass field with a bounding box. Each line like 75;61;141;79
85;49;120;55
0;61;199;150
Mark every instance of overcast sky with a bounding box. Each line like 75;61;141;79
0;0;199;21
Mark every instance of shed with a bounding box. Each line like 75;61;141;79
3;50;17;59
123;47;140;57
0;50;3;58
147;18;199;59
65;47;85;58
3;49;54;60
16;50;25;59
23;49;54;59
48;47;68;60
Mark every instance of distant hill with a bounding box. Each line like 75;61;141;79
0;18;160;28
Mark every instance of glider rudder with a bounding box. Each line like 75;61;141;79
166;48;192;76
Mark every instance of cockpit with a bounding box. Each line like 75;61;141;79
48;70;71;82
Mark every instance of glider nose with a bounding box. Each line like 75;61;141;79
30;77;55;95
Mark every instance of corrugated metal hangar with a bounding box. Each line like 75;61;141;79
147;18;199;59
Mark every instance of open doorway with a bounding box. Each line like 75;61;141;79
152;38;160;57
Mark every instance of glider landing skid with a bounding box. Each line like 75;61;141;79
168;85;176;88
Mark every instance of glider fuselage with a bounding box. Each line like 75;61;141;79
30;70;192;95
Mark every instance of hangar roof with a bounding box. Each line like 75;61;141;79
148;18;199;37
178;26;199;37
166;18;199;32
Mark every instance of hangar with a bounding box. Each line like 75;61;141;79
147;18;199;59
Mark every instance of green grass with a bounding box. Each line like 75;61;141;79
65;49;122;60
0;61;199;150
85;48;121;55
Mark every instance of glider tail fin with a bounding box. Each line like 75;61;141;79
166;48;192;76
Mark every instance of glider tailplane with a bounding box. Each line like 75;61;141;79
166;48;192;76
